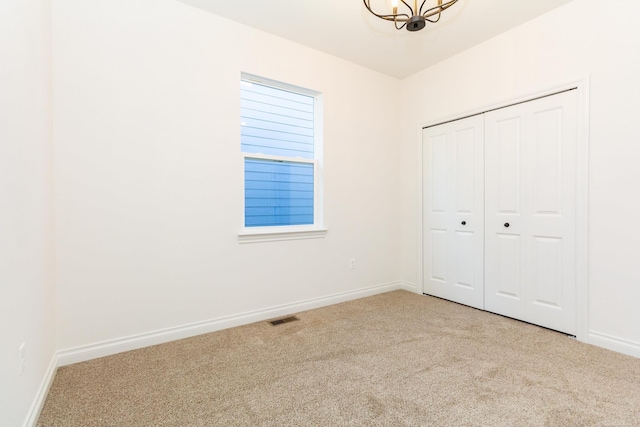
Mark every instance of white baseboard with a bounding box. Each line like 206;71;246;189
399;281;419;293
23;354;58;427
588;330;640;359
57;282;403;366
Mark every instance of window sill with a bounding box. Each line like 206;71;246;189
238;227;328;244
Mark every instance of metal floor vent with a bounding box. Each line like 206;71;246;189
268;316;299;326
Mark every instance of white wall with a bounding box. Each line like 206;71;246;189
0;0;56;426
52;0;401;355
400;0;640;355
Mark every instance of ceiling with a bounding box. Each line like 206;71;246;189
177;0;573;79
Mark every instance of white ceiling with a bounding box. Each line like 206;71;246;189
177;0;573;79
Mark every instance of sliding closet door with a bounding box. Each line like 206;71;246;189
423;115;484;309
484;90;578;335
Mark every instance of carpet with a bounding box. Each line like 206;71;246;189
37;291;640;426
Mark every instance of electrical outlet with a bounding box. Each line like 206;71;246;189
19;343;26;375
349;258;356;269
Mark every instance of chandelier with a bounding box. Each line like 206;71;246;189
363;0;460;32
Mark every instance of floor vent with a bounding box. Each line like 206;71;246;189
268;316;299;326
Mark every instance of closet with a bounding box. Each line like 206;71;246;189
422;90;578;335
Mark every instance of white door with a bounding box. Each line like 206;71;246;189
484;90;578;335
423;115;485;309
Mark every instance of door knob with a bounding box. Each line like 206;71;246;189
461;221;466;226
504;222;510;228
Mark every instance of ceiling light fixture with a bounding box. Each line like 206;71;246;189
363;0;460;32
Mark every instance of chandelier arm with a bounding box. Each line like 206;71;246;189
395;20;408;30
423;0;458;18
378;13;412;23
419;0;428;15
425;13;441;23
400;0;415;14
362;0;411;22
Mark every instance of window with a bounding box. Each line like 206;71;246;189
239;74;325;242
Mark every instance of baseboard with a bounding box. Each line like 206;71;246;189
588;330;640;359
23;353;58;427
398;281;419;293
57;282;403;366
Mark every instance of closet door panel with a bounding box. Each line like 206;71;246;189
424;128;449;298
485;105;527;318
485;91;578;335
496;234;522;299
496;116;522;214
455;230;475;288
429;229;448;282
429;133;448;214
532;236;562;308
455;127;476;213
423;115;484;309
532;107;562;215
526;92;577;333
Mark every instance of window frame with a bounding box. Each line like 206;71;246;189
238;73;326;243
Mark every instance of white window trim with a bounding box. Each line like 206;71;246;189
238;74;325;243
238;226;328;244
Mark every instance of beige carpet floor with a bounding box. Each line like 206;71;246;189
38;291;640;426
